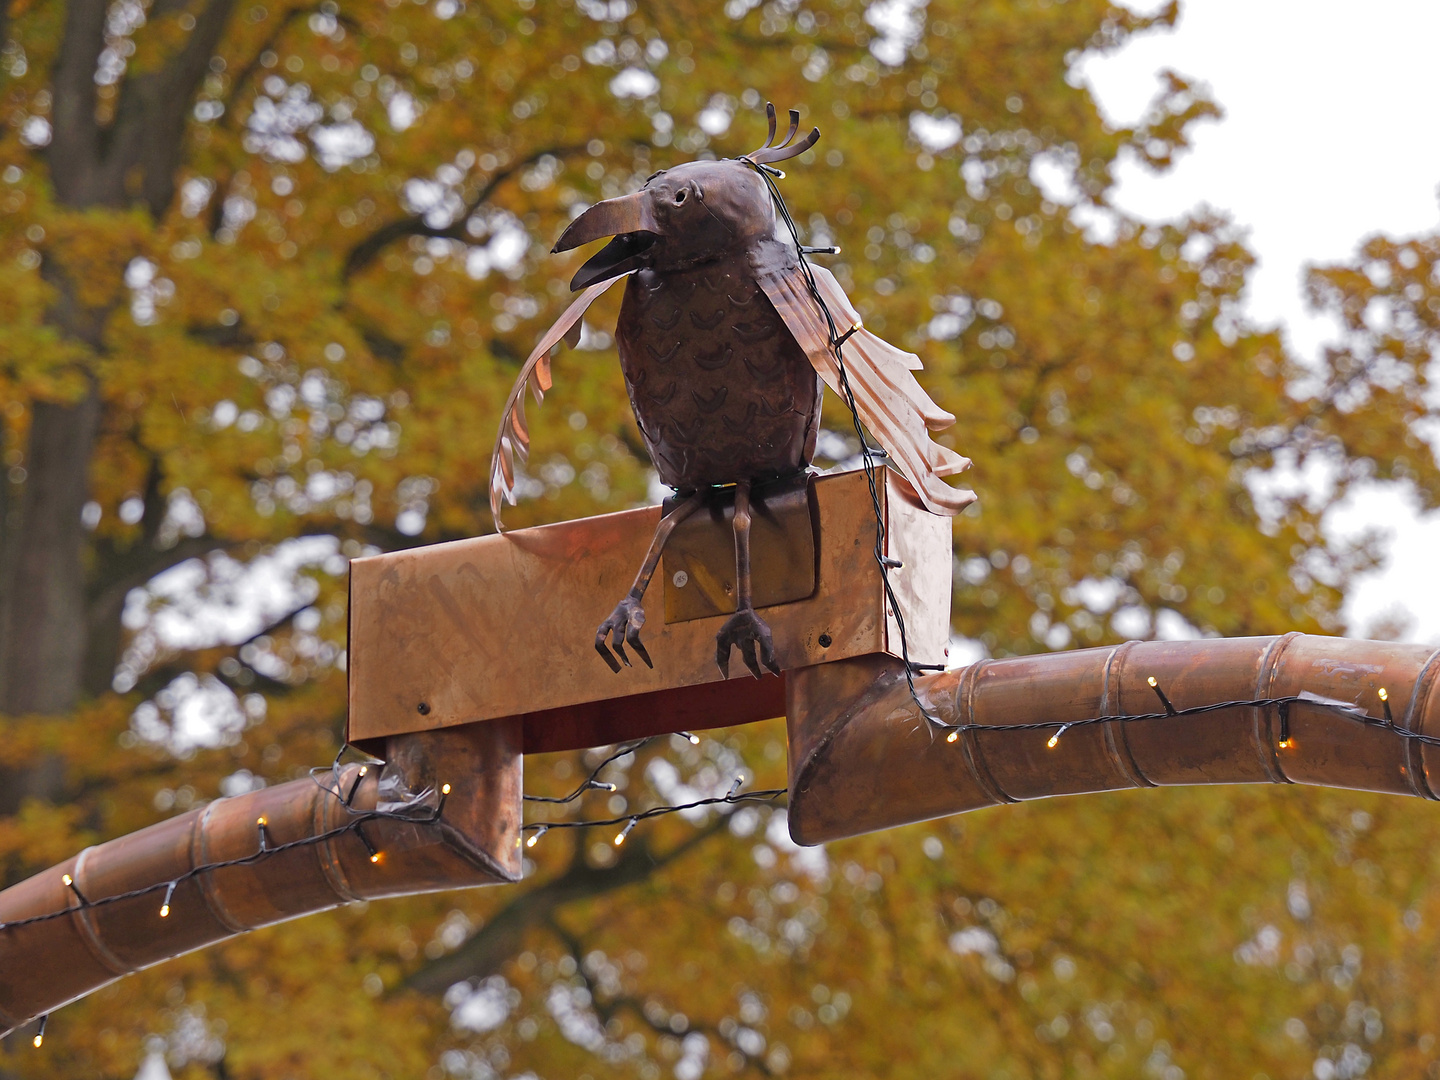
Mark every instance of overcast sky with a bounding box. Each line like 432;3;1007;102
1079;0;1440;644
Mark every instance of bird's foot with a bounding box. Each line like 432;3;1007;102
596;596;652;673
715;607;780;679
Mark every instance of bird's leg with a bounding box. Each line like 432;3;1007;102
715;480;781;679
596;490;706;673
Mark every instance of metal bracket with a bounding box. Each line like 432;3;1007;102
662;473;818;624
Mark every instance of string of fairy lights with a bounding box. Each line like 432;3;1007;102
7;671;1429;1048
3;736;781;1047
519;731;785;851
741;149;944;725
9;121;1435;1049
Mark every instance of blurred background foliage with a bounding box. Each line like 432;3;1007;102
2;0;1440;1076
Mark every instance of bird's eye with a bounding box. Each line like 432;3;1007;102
674;189;687;204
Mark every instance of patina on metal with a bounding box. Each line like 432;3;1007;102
12;624;1440;1033
661;473;817;625
0;720;521;1036
347;467;951;749
487;105;975;679
18;103;1440;1040
785;635;1440;845
12;457;1440;1033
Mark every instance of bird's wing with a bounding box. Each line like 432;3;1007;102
489;277;624;531
757;263;977;516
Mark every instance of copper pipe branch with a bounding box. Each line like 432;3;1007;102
787;634;1440;845
0;719;521;1038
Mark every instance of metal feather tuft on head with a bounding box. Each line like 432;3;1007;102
742;102;821;167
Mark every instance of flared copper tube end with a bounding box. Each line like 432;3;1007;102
785;635;1440;846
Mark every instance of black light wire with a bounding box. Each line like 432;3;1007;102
741;154;942;727
0;802;442;934
523;737;656;804
0;760;777;937
13;153;1435;1031
943;694;1440;745
9;693;1435;961
523;786;789;838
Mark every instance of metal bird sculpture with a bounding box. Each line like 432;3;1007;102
490;104;976;678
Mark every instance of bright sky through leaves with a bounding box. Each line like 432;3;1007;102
1084;0;1440;644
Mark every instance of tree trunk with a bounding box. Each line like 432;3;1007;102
0;0;239;726
0;393;102;716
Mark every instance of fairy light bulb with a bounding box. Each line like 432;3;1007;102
160;881;176;918
1046;723;1071;749
356;825;381;864
32;1015;46;1048
526;826;548;848
1146;675;1177;715
346;765;368;805
679;731;701;745
60;871;89;905
614;818;637;846
441;783;451;795
946;730;959;743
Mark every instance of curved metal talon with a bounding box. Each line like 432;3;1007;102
597;597;651;672
715;608;780;680
625;619;653;669
595;637;623;674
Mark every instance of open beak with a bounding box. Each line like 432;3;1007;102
552;190;660;290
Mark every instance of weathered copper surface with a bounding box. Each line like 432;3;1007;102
348;467;951;746
662;474;816;624
0;720;521;1036
22;106;1440;1038
519;666;786;755
786;634;1440;845
615;253;823;489
487;106;975;676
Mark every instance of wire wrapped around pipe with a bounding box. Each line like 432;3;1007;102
0;719;522;1038
785;634;1440;845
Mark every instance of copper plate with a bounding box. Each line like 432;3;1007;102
347;467;951;745
662;474;817;623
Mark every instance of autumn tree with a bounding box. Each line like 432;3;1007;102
3;0;1440;1076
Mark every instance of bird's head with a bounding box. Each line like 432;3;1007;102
552;105;820;291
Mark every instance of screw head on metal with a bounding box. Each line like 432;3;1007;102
417;702;430;715
818;633;833;648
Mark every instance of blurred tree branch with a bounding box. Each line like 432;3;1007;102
405;816;732;993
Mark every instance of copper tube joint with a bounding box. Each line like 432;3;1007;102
0;719;521;1037
787;634;1440;845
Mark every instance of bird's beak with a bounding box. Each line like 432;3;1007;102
552;190;660;290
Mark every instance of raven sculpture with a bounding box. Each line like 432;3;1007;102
490;105;975;678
